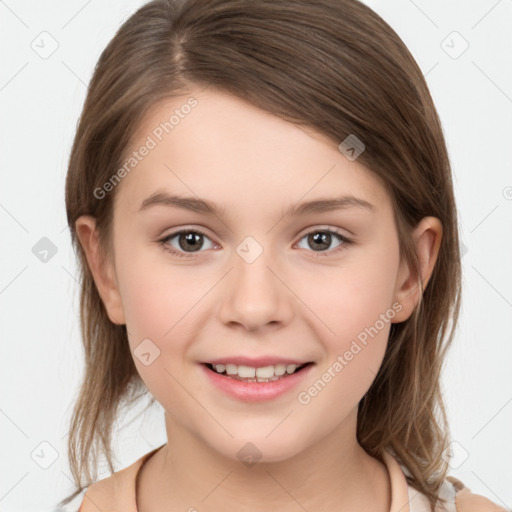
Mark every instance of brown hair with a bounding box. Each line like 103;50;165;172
59;0;462;509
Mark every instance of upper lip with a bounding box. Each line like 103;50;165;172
204;356;312;367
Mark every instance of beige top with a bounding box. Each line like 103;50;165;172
78;445;507;512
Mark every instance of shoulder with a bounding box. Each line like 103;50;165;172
391;450;508;512
447;476;508;512
79;467;136;512
79;445;165;512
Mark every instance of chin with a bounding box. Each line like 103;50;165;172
209;431;306;466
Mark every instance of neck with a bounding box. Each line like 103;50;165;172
137;409;391;512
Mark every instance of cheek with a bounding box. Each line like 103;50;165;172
294;244;399;402
116;248;204;341
302;248;399;344
295;266;396;429
115;252;209;382
116;261;200;411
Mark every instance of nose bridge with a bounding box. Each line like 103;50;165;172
219;234;292;329
234;234;280;301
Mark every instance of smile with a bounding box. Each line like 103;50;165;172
204;362;313;383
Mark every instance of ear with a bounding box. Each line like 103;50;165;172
392;216;443;323
75;215;126;325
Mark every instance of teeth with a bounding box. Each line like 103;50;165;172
210;362;304;380
237;365;256;378
225;364;238;375
274;364;286;376
256;366;274;379
286;364;298;374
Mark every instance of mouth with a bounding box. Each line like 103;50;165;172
203;361;314;383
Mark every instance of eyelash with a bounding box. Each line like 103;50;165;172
158;227;353;259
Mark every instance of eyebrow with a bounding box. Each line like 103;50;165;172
138;192;375;217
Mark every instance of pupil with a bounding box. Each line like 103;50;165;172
309;232;330;251
179;232;202;252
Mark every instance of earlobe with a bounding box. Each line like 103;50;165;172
392;216;443;323
74;215;126;325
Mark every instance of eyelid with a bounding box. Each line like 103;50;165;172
293;226;353;258
295;224;353;240
157;226;217;257
158;224;354;258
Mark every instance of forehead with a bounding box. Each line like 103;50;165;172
113;87;392;220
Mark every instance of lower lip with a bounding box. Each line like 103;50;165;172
200;363;314;402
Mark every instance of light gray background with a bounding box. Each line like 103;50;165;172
0;1;511;511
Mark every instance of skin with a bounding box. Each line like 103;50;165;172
76;87;442;512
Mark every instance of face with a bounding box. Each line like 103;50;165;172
78;87;437;464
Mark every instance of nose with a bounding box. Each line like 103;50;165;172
218;242;294;332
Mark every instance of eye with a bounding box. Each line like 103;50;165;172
295;228;353;256
158;227;353;259
158;228;216;258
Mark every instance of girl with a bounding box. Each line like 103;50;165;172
58;0;506;511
